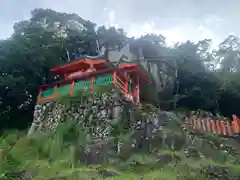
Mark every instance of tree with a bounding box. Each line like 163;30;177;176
0;9;99;130
0;9;130;130
97;25;128;49
173;40;220;114
218;35;240;72
133;33;168;58
1;8;240;131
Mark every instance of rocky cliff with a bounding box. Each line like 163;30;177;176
28;85;177;141
100;41;177;103
28;85;184;166
7;85;240;179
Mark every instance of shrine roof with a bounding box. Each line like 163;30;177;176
40;64;150;89
50;58;107;75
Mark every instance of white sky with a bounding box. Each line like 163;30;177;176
0;0;238;48
103;8;221;47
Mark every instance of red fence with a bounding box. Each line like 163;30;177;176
184;114;240;137
113;71;139;103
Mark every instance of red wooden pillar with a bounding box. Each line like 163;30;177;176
232;115;240;136
206;118;211;133
37;88;43;104
91;76;95;89
137;75;140;103
211;119;216;133
226;120;233;136
220;120;226;136
113;71;117;84
215;120;221;134
133;75;140;103
90;63;95;89
70;80;75;94
124;73;128;94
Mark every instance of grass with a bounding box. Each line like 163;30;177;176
0;126;239;179
1;95;240;179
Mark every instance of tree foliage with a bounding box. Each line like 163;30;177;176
0;8;240;130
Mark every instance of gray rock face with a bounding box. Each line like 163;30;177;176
29;90;175;137
28;88;183;164
140;58;177;94
101;42;177;96
29;89;125;136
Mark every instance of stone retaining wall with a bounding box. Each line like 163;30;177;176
28;87;178;140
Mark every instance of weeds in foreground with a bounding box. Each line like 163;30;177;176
0;119;240;179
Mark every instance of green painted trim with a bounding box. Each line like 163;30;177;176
40;88;54;98
56;84;72;95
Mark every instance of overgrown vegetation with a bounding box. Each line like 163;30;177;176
1;7;240;180
1;8;240;130
0;116;240;179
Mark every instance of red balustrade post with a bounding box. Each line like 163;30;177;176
206;118;211;133
133;75;140;104
220;120;226;136
211;120;216;133
136;75;140;103
113;71;117;84
216;120;221;134
201;119;206;132
37;88;43;104
232;115;240;136
70;80;75;94
226;120;233;136
124;80;128;94
91;76;95;89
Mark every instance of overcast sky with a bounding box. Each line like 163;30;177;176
0;0;239;47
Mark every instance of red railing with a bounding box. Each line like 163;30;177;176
38;73;112;103
116;76;126;93
38;69;139;104
113;71;138;103
184;114;240;137
37;77;94;104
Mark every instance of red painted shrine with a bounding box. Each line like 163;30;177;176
36;56;240;139
37;57;149;104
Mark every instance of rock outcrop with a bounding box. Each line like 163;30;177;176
25;82;240;179
100;40;177;99
28;86;177;139
3;85;237;180
28;86;184;166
